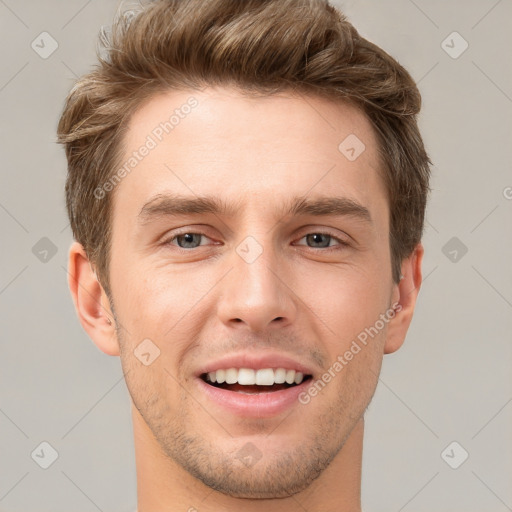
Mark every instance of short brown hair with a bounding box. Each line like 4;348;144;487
57;0;431;296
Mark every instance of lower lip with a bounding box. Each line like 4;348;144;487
196;377;310;418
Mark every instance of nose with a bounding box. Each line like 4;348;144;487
216;239;298;333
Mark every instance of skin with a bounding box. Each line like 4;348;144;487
68;87;423;511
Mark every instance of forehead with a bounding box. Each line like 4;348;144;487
114;87;388;226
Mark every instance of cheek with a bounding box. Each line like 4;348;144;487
297;263;391;346
111;261;216;379
112;260;196;333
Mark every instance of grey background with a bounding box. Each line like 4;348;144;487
0;0;511;511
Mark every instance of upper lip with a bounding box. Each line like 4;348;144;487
197;352;317;377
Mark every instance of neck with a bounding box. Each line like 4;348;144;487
133;404;363;512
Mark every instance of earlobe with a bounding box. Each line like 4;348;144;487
383;243;424;354
68;242;120;356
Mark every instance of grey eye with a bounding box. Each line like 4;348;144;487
304;233;333;248
175;233;204;248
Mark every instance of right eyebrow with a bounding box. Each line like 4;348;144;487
138;194;243;225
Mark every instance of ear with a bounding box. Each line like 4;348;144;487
67;242;120;356
384;243;424;355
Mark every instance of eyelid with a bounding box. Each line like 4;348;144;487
294;224;351;241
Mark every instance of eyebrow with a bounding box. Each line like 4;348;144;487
138;193;372;225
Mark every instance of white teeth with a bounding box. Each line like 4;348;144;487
216;368;226;384
256;368;275;386
285;370;296;384
225;368;238;384
205;367;306;386
274;368;287;384
238;368;256;385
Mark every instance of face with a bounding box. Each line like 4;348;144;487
105;87;400;498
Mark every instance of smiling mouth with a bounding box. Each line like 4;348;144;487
200;367;312;394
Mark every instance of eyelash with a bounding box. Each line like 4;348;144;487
162;230;350;252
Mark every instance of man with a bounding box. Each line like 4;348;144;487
57;0;431;510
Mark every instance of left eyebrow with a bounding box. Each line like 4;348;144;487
137;193;372;225
288;196;372;223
